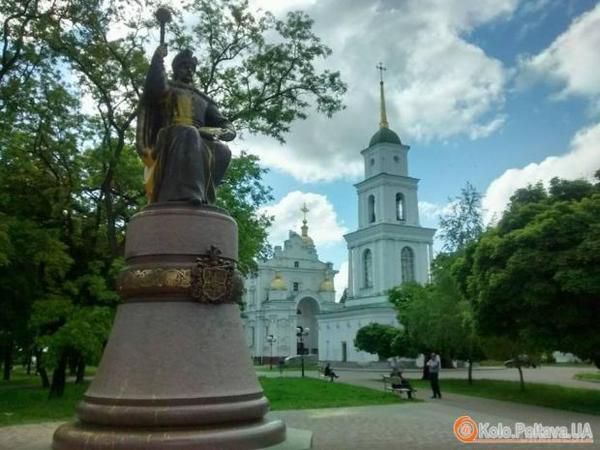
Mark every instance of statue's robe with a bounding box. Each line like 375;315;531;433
136;53;235;204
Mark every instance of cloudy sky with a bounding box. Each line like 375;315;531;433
231;0;600;298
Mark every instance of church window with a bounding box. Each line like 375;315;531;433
294;261;299;268
396;193;405;221
363;249;373;288
293;282;299;291
368;195;376;223
370;158;375;166
394;155;399;163
401;246;415;283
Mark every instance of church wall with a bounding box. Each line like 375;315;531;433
318;309;399;363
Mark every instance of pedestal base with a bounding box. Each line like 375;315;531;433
53;419;287;450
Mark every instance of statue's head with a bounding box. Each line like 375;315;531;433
172;49;197;84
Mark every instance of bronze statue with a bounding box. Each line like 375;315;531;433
136;44;235;204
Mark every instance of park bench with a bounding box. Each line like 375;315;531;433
317;365;332;379
382;375;416;399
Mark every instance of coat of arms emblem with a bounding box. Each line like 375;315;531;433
191;245;234;303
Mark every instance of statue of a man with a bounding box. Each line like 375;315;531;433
136;45;235;204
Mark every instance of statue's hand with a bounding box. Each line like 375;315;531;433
199;127;223;140
154;45;168;60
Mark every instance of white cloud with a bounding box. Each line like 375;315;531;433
240;0;516;181
483;121;600;223
334;260;348;302
419;201;445;222
260;191;348;247
519;4;600;100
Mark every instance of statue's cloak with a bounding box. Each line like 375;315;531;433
136;92;167;201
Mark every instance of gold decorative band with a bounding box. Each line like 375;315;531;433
118;267;192;293
117;263;243;305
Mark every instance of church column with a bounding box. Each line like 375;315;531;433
428;243;434;283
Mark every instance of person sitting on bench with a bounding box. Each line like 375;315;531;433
390;368;414;399
324;363;339;382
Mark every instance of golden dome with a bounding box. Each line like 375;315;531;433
302;235;314;245
270;272;286;290
319;277;334;292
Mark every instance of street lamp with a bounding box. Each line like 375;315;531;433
267;334;277;370
296;326;310;378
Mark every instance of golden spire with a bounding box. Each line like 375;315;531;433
376;62;389;129
300;202;309;237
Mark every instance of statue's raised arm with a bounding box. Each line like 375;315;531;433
136;43;235;205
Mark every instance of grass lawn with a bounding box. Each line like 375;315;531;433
410;378;600;415
259;376;408;410
0;381;88;426
0;374;407;427
574;372;600;383
255;364;319;373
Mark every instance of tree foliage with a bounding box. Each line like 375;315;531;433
389;265;483;367
174;0;346;142
0;0;346;394
468;176;600;368
354;323;401;360
438;181;484;252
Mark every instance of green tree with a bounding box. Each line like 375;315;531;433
175;0;347;142
389;260;485;382
217;152;273;274
438;181;484;252
0;0;347;395
354;323;401;361
470;176;600;371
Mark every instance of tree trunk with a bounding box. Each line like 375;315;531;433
517;366;525;392
26;350;33;375
75;357;85;384
68;355;77;377
35;348;50;388
39;367;50;388
468;358;473;385
49;353;68;398
422;356;430;380
2;340;12;381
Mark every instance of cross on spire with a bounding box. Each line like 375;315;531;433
376;62;386;83
301;203;309;222
300;203;310;238
376;62;389;128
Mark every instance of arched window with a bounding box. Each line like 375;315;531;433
401;247;415;283
396;193;405;221
363;249;373;288
368;195;376;223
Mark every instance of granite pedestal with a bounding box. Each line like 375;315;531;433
53;204;308;449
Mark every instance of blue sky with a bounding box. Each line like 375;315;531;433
237;0;600;295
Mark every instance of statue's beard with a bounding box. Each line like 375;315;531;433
176;76;193;84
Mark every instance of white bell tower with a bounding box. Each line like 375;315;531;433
344;63;435;306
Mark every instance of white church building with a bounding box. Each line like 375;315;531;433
242;73;435;363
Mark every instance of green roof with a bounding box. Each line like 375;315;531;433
369;127;402;147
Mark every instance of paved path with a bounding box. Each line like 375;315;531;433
263;365;600;391
1;396;598;450
2;367;599;449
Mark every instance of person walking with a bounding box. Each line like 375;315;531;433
427;352;442;399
